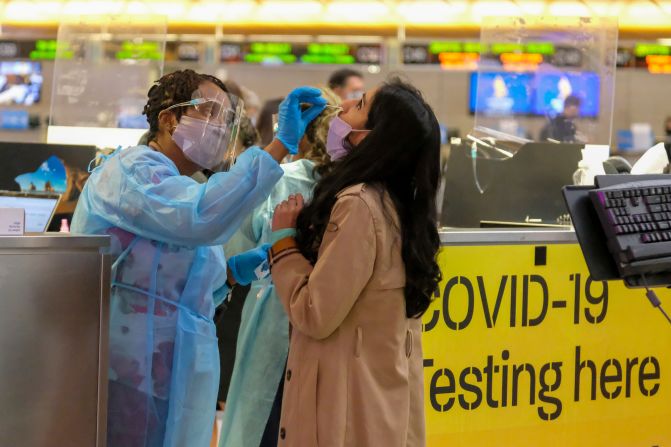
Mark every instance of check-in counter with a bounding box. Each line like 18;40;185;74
0;235;110;447
425;229;671;446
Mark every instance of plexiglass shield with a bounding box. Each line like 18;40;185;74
472;16;618;147
165;88;244;171
48;16;167;149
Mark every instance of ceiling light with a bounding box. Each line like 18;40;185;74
397;1;467;24
548;1;590;17
325;1;390;23
472;1;521;18
257;1;323;22
626;1;662;17
63;1;123;15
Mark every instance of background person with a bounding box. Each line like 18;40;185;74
328;68;364;101
539;95;582;143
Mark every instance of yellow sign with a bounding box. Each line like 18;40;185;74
423;243;671;446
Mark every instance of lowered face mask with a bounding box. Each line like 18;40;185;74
326;116;369;161
172;115;231;170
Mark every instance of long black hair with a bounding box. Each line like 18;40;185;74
295;78;442;318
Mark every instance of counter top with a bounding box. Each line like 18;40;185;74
0;233;110;249
0;231;576;249
439;228;577;245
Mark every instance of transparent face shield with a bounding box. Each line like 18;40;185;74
164;88;244;172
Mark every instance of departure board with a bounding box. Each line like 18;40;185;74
219;41;383;65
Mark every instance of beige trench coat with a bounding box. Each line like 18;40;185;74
272;183;426;447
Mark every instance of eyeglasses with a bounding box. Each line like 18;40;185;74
164;97;233;124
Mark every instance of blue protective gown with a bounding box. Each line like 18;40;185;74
71;145;283;447
219;159;318;447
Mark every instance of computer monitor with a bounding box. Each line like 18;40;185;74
0;61;43;106
533;71;600;118
469;71;534;115
0;191;60;233
0;141;96;210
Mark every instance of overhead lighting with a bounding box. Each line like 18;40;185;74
190;1;256;21
471;1;521;18
62;1;123;16
4;0;62;21
397;1;467;24
185;4;224;23
125;1;150;15
548;1;590;17
517;1;546;15
626;1;662;17
659;0;671;15
257;1;323;22
142;1;186;18
325;1;390;23
588;1;624;16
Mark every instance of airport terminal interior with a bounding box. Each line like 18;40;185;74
1;1;671;446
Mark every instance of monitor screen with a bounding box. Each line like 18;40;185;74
0;61;42;106
469;72;534;115
0;194;59;232
534;71;600;118
469;71;601;118
0;142;97;216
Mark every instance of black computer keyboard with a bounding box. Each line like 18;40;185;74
590;180;671;268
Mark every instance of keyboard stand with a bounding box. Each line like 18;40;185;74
563;175;671;326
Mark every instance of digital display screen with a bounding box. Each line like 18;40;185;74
469;71;600;118
0;194;58;232
534;72;600;118
470;72;534;115
0;61;42;105
220;41;382;65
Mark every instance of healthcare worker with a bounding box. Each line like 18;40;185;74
71;69;326;447
220;87;340;447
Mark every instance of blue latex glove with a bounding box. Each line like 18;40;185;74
228;244;271;286
276;86;327;154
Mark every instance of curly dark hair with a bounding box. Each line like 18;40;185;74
238;114;260;149
302;87;340;177
142;69;229;143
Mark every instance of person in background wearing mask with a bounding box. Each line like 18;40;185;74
269;78;441;446
539;95;582;143
71;69;326;447
328;68;364;101
219;87;340;447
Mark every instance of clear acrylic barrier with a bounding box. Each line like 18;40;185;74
472;16;618;147
48;16;166;149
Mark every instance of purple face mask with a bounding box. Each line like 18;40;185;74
326;116;369;161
